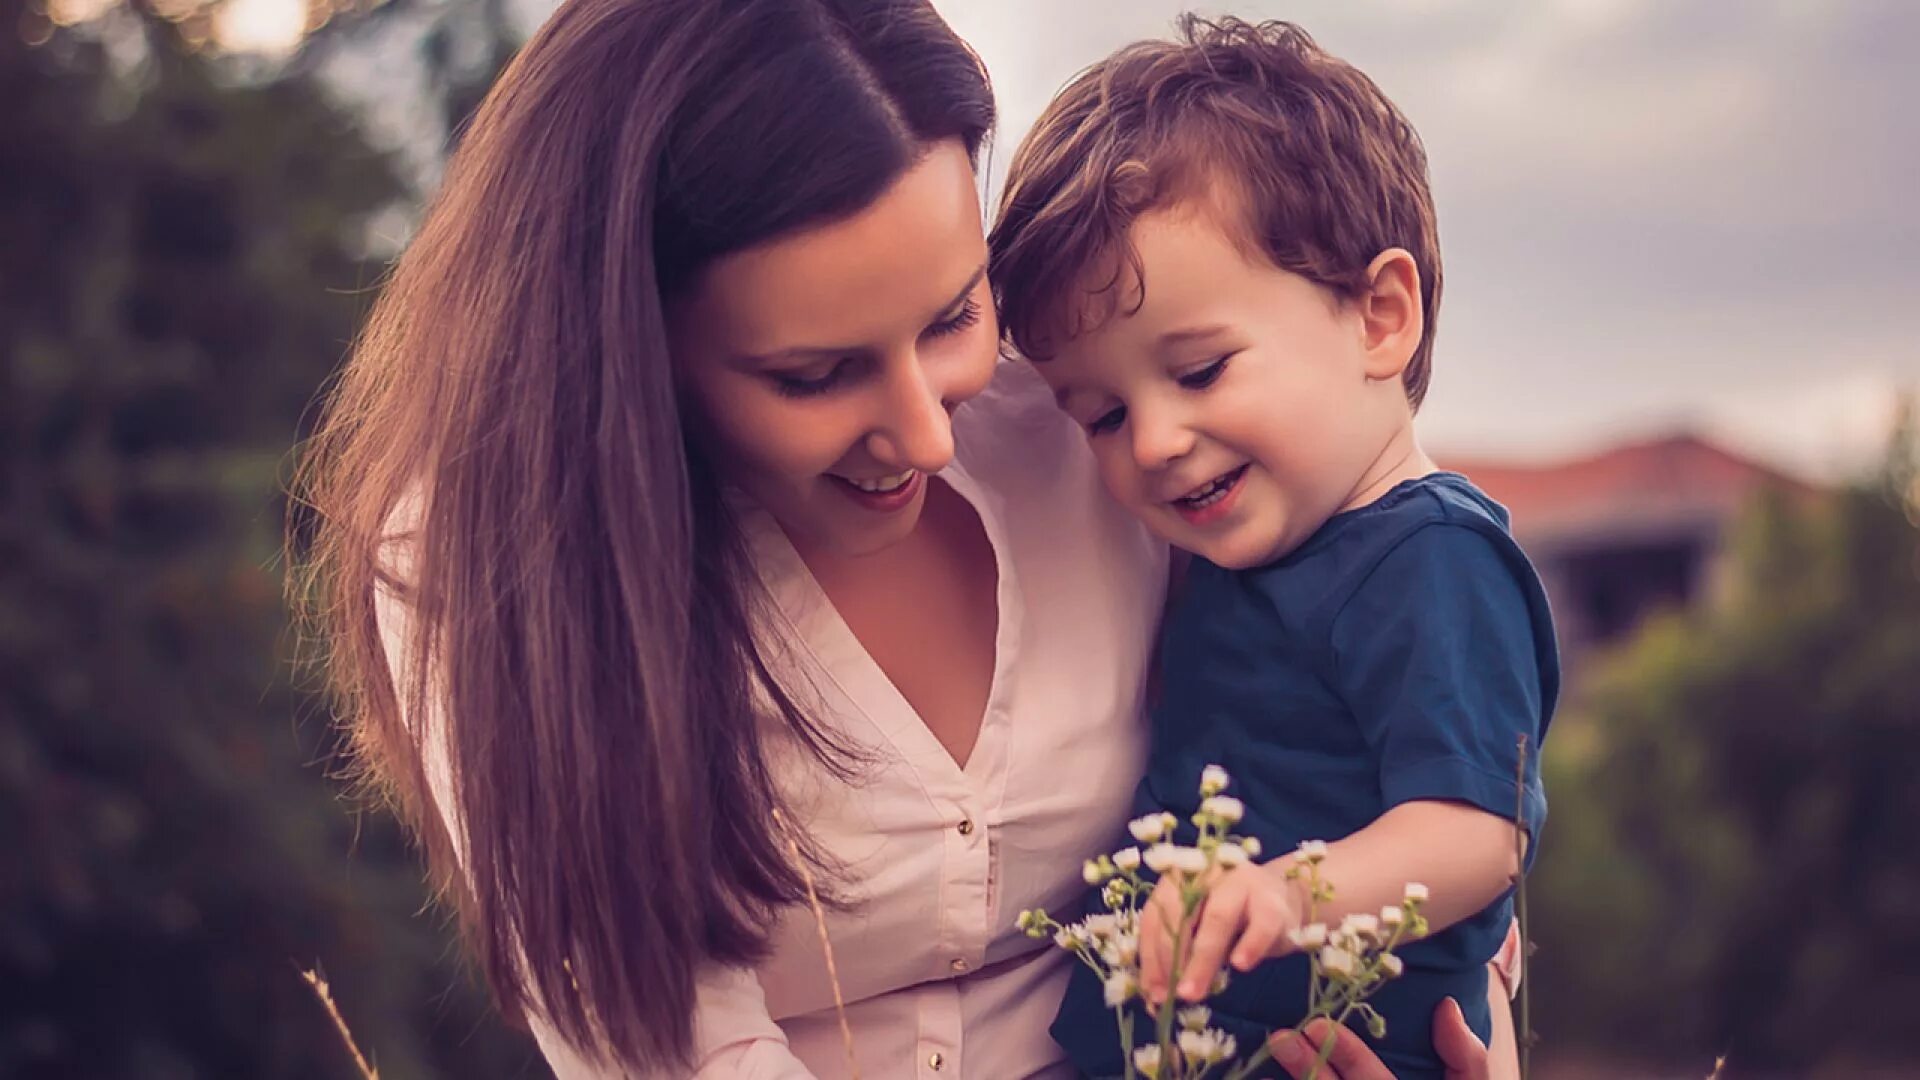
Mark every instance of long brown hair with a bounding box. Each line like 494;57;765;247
291;0;993;1069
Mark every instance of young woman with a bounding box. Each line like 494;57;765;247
296;0;1519;1075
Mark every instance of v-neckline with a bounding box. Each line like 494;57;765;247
748;460;1023;789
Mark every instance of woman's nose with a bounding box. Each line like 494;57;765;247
863;359;956;473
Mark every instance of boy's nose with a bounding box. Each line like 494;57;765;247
1129;408;1195;472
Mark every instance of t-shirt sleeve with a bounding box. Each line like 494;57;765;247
1324;522;1550;846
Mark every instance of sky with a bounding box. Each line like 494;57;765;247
217;0;1919;477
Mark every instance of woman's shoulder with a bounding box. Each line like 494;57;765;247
949;359;1087;483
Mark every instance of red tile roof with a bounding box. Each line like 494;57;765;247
1437;433;1817;542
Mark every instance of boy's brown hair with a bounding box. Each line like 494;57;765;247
989;15;1442;409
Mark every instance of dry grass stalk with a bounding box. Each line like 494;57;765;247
300;966;380;1080
1514;733;1535;1078
772;806;860;1080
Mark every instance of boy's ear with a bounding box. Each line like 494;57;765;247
1358;248;1423;381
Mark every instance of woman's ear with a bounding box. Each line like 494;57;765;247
1357;248;1422;381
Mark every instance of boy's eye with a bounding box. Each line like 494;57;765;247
1086;405;1127;437
771;359;852;398
1177;355;1231;390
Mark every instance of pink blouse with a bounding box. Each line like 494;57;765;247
387;361;1170;1079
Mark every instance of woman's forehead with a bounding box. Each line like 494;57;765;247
683;140;987;359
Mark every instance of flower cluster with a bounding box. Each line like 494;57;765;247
1017;766;1430;1080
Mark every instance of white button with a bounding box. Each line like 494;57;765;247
928;1051;945;1071
949;957;968;973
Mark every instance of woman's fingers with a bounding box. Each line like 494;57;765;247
1432;997;1491;1080
1271;1019;1396;1080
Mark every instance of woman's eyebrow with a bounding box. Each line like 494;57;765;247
736;261;988;368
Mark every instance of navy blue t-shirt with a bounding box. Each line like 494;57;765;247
1052;473;1559;1079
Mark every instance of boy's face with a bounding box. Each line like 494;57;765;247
1035;202;1421;569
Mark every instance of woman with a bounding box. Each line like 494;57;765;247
296;0;1519;1075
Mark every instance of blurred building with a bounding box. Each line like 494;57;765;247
1443;434;1817;665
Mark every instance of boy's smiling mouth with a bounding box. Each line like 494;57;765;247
1170;464;1249;525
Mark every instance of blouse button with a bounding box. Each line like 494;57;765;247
929;1051;946;1071
949;957;968;973
956;818;975;836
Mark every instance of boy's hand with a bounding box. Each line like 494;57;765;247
1140;859;1304;1005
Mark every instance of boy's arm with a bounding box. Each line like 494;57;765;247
1147;799;1519;1003
1273;797;1523;937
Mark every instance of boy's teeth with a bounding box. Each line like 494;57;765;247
845;469;915;494
1176;468;1241;509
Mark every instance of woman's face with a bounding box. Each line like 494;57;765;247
673;139;998;559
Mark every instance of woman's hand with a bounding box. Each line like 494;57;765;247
1267;998;1492;1080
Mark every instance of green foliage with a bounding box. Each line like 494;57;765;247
1531;409;1920;1071
0;5;536;1077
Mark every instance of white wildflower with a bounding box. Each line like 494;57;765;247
1242;836;1263;858
1341;912;1381;940
1287;922;1328;950
1143;843;1179;874
1129;814;1168;844
1380;904;1405;928
1199;795;1245;824
1177;1005;1212;1032
1133;1044;1163;1077
1215;842;1250;868
1178;1027;1238;1065
1083;914;1120;940
1200;764;1230;796
1403;882;1430;903
1103;969;1137;1007
1112;846;1142;872
1099;931;1139;968
1296;839;1329;863
1083;859;1106;885
1319;944;1357;978
1381;954;1405;978
1168;845;1208;874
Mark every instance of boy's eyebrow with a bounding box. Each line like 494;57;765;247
736;262;988;367
1157;324;1232;348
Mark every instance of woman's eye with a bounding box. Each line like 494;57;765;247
771;360;850;398
1086;405;1126;437
927;297;983;339
1177;355;1230;390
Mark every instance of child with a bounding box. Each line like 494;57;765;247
988;17;1557;1079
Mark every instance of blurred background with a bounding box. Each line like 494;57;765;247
2;0;1915;1077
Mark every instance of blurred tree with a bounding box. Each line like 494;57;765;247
1530;408;1920;1073
0;2;539;1076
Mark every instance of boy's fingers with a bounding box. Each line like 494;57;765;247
1176;888;1243;1000
1231;892;1284;971
1140;882;1183;1002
